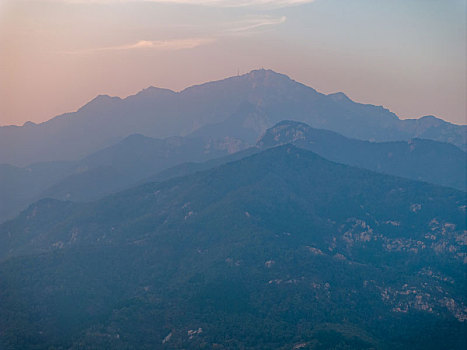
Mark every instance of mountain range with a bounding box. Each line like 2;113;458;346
1;69;465;166
0;134;240;223
1;69;465;349
258;121;467;191
1;119;465;224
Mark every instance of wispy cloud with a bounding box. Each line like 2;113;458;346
227;15;286;33
62;37;215;54
38;0;315;8
144;0;314;8
61;12;285;54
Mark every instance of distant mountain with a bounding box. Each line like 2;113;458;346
0;146;465;349
41;134;243;202
147;120;467;191
258;120;467;191
1;69;465;166
0;161;76;223
2;118;464;224
0;134;242;222
145;147;260;184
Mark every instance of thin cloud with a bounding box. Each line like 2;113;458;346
40;0;315;8
61;13;285;54
143;0;314;8
62;37;215;54
227;15;286;33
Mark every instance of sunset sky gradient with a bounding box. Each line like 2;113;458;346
0;0;465;125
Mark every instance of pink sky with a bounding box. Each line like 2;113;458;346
0;0;465;126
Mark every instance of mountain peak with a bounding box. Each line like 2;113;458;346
245;68;279;76
78;94;122;113
22;121;37;127
242;68;294;84
418;115;446;125
257;120;312;148
134;86;176;98
91;94;120;103
328;92;352;102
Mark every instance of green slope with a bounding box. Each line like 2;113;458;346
0;146;465;349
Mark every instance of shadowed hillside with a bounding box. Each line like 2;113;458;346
1;146;465;349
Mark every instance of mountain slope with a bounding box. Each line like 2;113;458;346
3;118;463;225
0;146;465;349
41;134;242;202
0;134;242;222
146;119;467;191
0;161;76;223
1;69;465;166
258;120;467;191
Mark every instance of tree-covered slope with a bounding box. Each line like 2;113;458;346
258;120;467;190
0;146;465;349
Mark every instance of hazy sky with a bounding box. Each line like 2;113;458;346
0;0;465;126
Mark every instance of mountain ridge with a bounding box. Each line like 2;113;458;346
1;69;465;166
0;133;243;222
3;69;464;130
257;120;467;190
2;118;464;224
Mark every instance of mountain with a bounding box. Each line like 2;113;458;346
2;117;464;224
40;134;243;202
1;146;465;349
0;134;242;223
1;69;465;166
0;161;76;223
258;120;467;191
148;120;467;191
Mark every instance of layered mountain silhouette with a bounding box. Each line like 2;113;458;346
148;121;467;192
0;146;465;349
258;120;467;191
1;67;465;350
0;134;241;222
1;69;465;166
1;119;465;224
